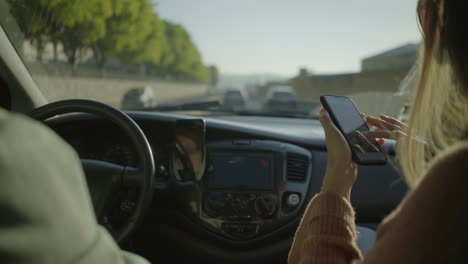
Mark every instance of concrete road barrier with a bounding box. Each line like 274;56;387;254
34;75;209;108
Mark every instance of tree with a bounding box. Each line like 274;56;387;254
137;14;166;65
7;0;63;61
8;0;212;81
148;21;175;77
11;0;114;65
94;0;150;68
115;0;155;65
162;21;210;81
54;0;112;66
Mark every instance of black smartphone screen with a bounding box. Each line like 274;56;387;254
320;95;386;165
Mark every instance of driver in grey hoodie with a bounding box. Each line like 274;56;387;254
0;109;149;264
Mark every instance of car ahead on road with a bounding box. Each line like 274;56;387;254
264;86;298;112
222;89;246;110
121;86;155;110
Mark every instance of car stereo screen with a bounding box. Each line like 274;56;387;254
211;153;273;188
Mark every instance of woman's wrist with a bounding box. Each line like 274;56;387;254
327;163;356;176
321;165;357;201
321;182;352;201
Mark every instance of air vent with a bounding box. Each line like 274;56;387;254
286;153;308;182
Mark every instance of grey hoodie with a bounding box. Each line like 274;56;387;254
0;109;149;264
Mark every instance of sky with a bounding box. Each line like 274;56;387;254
155;0;422;76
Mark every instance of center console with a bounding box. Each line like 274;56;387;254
181;139;312;240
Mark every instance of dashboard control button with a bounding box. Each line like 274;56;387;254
208;197;226;210
231;194;250;216
242;223;257;234
222;223;257;237
203;192;225;217
286;193;301;207
255;194;277;218
203;192;280;219
157;165;169;180
207;163;215;173
203;207;218;217
120;200;135;214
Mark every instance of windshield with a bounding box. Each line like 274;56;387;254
272;92;295;100
225;91;242;98
0;0;419;119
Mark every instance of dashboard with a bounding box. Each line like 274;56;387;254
47;111;407;264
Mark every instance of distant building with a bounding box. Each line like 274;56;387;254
362;43;418;73
291;43;419;104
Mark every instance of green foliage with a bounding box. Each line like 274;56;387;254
93;0;151;66
117;0;162;65
55;0;112;65
8;0;213;81
162;21;210;81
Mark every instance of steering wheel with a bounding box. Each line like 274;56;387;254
28;99;155;243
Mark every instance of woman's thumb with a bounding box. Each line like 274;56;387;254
319;109;334;132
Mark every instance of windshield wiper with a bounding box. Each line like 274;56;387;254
234;110;313;119
144;100;222;111
141;99;319;119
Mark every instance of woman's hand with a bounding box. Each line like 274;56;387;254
364;114;408;142
319;109;357;201
318;112;408;200
364;114;429;155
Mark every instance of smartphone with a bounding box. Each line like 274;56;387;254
320;95;387;165
173;119;206;181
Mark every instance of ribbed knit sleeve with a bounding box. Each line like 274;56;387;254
288;193;362;264
289;141;468;264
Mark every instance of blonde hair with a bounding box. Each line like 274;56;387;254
397;44;468;188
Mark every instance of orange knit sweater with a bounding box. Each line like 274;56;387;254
288;141;468;263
